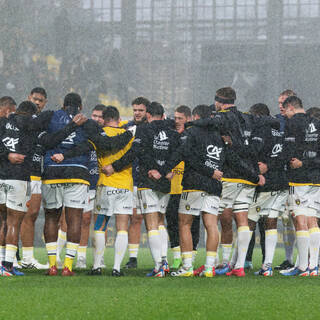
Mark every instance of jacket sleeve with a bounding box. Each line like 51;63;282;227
62;141;95;160
37;121;79;150
84;119;133;151
112;127;143;172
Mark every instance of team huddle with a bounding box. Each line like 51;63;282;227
1;86;320;278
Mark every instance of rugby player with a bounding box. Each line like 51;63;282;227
165;105;192;269
42;93;136;276
274;90;297;271
163;105;225;277
0;96;17;267
244;103;289;276
123;97;149;269
281;96;320;276
105;102;180;277
20;87;49;269
56;104;107;269
89;106;134;276
0;100;75;276
212;87;265;277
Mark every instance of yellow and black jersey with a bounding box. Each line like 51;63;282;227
170;161;184;194
97;126;134;191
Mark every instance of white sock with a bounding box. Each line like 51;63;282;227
192;250;197;264
263;229;278;268
235;227;251;269
296;230;310;271
5;244;17;263
22;247;34;262
172;246;181;260
148;230;162;270
230;239;238;268
159;225;168;261
128;244;139;258
294;254;299;268
0;245;6;263
283;224;295;264
113;231;128;272
57;229;67;259
205;251;217;269
77;246;87;260
309;228;320;270
182;251;193;269
65;242;79;260
93;231;105;269
221;243;232;264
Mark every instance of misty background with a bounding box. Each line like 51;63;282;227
1;0;320;116
1;0;316;247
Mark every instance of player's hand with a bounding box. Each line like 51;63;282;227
72;113;87;126
127;125;137;136
102;164;115;176
212;170;223;180
148;169;162;180
166;172;174;180
51;153;64;163
8;153;25;164
290;158;302;169
221;135;232;146
257;174;265;186
258;162;268;174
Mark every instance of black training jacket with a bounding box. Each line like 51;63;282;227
256;124;289;192
112;120;180;193
284;113;320;185
161;124;225;196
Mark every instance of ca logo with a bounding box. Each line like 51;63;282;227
207;145;222;160
272;144;282;155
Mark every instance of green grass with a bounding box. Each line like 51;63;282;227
1;248;319;320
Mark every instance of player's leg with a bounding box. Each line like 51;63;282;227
60;184;88;276
112;214;130;276
217;208;233;271
89;214;110;275
56;208;67;267
44;207;62;275
125;186;143;269
21;187;48;269
201;212;219;277
245;219;256;270
76;211;91;269
165;194;181;268
172;212;194;276
308;216;320;275
0;204;7;265
256;217;277;276
191;215;200;265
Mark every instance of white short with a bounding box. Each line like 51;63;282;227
179;191;220;216
248;190;289;222
42;183;89;209
133;186;138;209
1;180;31;212
95;185;133;216
83;189;96;213
31;180;42;195
136;189;170;214
288;185;320;217
0;180;5;205
219;182;255;213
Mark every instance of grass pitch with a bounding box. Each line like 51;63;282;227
1;248;319;320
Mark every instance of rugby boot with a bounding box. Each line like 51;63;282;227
193;265;205;276
226;268;245;277
171;267;194;277
61;266;75;276
46;265;58;276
